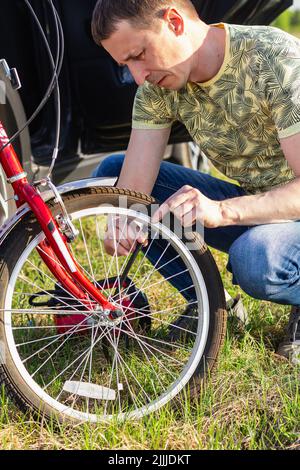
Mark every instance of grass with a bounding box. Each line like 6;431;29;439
2;10;300;454
1;236;299;449
0;332;299;450
1;163;300;450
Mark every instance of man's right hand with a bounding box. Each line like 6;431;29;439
102;127;171;257
104;214;148;257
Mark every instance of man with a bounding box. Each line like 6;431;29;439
91;0;300;363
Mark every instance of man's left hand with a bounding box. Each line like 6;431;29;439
151;185;224;228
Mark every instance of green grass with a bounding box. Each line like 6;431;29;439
1;241;299;449
2;164;300;449
1;185;300;449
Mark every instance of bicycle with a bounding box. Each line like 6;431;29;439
0;1;226;424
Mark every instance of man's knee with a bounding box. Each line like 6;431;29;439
228;225;300;302
92;153;125;178
228;231;259;298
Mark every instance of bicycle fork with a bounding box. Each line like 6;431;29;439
0;121;121;318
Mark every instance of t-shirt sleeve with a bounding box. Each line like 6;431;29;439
132;82;176;130
262;32;300;139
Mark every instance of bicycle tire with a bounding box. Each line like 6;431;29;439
0;186;227;423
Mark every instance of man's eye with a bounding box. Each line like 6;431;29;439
134;51;144;60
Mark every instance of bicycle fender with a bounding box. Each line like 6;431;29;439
0;177;117;245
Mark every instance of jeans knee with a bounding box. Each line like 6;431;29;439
228;236;268;299
228;238;248;287
228;226;300;303
91;153;125;178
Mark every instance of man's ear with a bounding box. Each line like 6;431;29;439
163;8;184;35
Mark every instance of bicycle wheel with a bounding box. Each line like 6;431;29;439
0;187;226;423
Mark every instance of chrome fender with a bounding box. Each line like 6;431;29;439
0;177;117;245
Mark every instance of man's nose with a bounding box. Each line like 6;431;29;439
128;63;149;86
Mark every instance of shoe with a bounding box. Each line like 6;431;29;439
225;291;249;326
277;306;300;365
166;304;198;343
166;292;248;342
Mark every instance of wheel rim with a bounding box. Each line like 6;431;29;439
4;206;209;422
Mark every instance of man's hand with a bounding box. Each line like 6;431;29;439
104;214;148;257
151;185;224;228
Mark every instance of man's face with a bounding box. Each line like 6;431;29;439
101;13;194;90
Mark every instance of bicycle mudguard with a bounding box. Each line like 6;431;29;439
0;176;117;245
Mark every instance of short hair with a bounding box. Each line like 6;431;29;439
91;0;199;44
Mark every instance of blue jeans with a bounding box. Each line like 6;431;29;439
92;154;300;306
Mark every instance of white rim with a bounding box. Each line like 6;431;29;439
4;206;210;422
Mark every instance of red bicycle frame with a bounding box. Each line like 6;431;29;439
0;121;118;314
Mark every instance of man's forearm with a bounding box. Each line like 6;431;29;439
116;127;171;195
219;177;300;226
116;156;160;194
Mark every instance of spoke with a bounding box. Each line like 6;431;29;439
14;281;196;315
142;282;196;307
109;321;180;394
32;247;96;312
104;327;122;415
54;322;146;413
45;326;109;393
107;220;150;300
100;213;131;293
95;216;111;293
16;325;95;347
112;328;122;414
13;324;91;330
20;309;96;363
127;307;199;335
107;222;139;297
13;325;60;330
103;315;131;416
110;232;166;302
36;245;65;270
32;249;89;310
17;275;86;315
102;328;152;403
78;219;97;286
5;308;92;316
22;323;94;364
120;323;185;367
103;314;129;417
136;268;189;296
30;314;101;378
110;213;123;307
68;321;101;413
121;299;197;319
105;213;145;301
164;283;196;301
105;328;145;414
129;330;193;354
69;242;114;298
14;292;97;301
122;319;167;392
123;266;190;316
111;230;160;301
130;306;198;338
54;327;107;402
111;242;182;308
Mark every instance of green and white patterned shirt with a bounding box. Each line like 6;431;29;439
132;23;300;194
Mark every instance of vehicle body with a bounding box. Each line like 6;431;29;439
0;0;293;224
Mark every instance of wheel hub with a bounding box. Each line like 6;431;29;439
28;276;151;335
